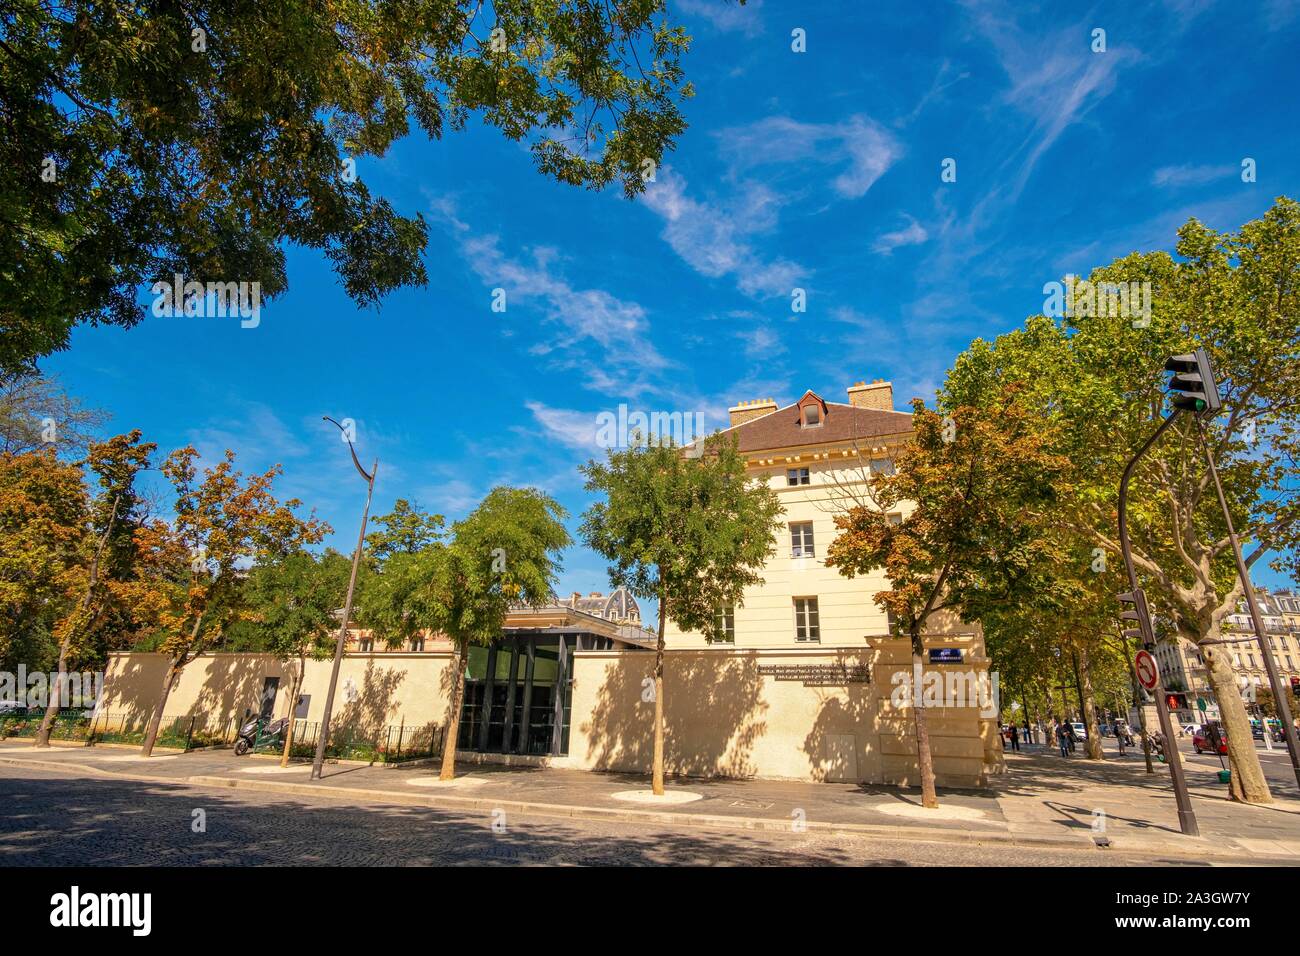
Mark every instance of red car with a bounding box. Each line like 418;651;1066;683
1192;727;1227;754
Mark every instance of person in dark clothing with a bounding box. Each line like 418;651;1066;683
1008;724;1020;751
1056;721;1070;757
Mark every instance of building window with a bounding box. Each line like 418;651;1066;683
410;636;425;652
786;467;810;486
790;521;815;558
714;604;735;643
802;404;821;427
887;512;903;526
794;597;820;642
358;637;374;653
870;458;895;476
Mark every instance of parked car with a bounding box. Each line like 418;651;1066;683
1182;723;1199;737
1193;726;1228;755
1070;722;1087;740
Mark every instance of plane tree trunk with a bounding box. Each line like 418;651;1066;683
652;592;667;796
1079;645;1104;760
439;641;469;781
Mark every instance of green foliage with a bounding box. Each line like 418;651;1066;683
579;434;782;639
0;0;697;375
362;488;570;652
824;392;1069;653
942;196;1300;639
242;549;352;661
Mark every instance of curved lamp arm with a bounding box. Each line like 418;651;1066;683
323;416;373;483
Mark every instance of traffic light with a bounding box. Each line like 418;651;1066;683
1291;676;1299;699
1118;588;1154;646
1164;348;1222;416
1165;693;1187;711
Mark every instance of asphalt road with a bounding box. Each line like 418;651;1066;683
0;765;1208;867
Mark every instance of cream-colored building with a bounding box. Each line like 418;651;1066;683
95;381;1001;788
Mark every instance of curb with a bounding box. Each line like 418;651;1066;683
3;754;1288;862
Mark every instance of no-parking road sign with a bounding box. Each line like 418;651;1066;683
1135;649;1159;691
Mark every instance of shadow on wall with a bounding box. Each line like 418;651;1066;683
581;652;768;779
191;655;278;731
800;659;876;784
103;654;166;727
332;660;406;744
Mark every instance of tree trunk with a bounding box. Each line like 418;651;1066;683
439;641;469;781
140;658;182;757
279;658;304;767
34;642;69;748
1079;645;1104;760
910;634;938;808
35;503;116;748
652;593;667;796
1202;636;1271;803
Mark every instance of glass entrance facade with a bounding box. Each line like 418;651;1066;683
457;634;576;756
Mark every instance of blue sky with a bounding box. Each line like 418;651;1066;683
46;0;1300;598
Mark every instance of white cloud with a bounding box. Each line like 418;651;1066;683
959;0;1138;197
873;216;930;254
430;197;671;396
715;114;904;199
524;401;599;451
1151;163;1236;188
640;169;808;297
675;0;764;36
736;325;784;359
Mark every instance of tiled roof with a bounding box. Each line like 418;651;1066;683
727;400;913;454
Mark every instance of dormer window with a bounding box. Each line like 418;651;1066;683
796;390;828;428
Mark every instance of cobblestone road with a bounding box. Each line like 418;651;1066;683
0;765;1224;866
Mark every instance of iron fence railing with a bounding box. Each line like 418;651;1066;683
263;720;443;763
0;709;442;763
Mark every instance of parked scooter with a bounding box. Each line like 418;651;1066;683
233;711;289;756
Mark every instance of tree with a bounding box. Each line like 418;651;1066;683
34;429;155;747
361;491;568;781
435;488;569;779
355;499;447;649
0;374;107;455
0;449;86;675
1;0;698;375
580;435;782;795
244;549;352;765
824;393;1068;807
942;197;1300;803
135;446;327;756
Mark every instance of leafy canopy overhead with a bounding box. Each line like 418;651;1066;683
0;0;697;374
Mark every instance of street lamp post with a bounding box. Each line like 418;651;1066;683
1117;409;1199;836
1195;418;1300;789
311;416;377;781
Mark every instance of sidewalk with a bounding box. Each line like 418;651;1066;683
2;740;1296;862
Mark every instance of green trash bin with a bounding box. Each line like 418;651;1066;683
1217;769;1231;784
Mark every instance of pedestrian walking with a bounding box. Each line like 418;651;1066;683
1009;724;1020;751
1056;720;1070;757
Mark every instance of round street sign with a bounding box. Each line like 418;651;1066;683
1135;650;1158;691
